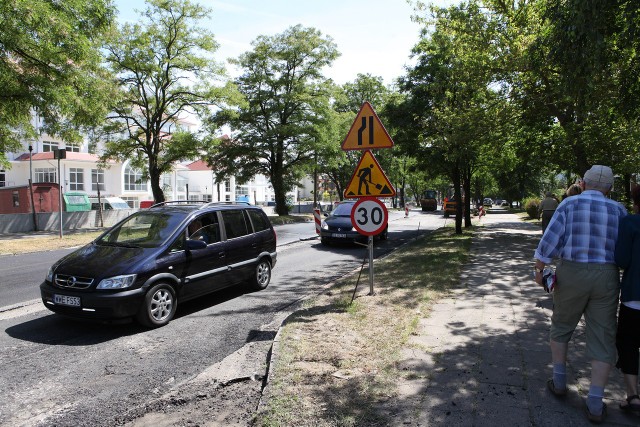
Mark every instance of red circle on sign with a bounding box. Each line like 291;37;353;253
350;197;388;236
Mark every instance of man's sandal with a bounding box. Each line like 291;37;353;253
620;395;640;413
585;402;607;424
547;378;567;397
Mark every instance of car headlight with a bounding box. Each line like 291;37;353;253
97;274;137;290
321;221;328;230
46;266;54;283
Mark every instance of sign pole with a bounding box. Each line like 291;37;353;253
341;102;395;298
368;235;374;295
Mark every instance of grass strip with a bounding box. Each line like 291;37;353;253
256;226;474;427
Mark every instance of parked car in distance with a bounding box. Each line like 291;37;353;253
483;198;493;207
40;202;277;328
89;196;131;210
320;201;388;245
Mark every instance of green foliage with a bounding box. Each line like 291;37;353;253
0;0;117;167
207;25;339;215
102;0;233;202
396;1;506;232
523;197;541;219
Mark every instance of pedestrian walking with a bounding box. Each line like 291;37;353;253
538;192;559;233
533;165;627;424
615;185;640;414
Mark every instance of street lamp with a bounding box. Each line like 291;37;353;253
28;145;38;231
54;148;66;238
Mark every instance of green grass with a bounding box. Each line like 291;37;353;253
255;227;474;427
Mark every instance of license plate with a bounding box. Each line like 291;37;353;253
54;294;81;307
333;233;347;238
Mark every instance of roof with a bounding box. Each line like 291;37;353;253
14;152;112;162
186;160;211;171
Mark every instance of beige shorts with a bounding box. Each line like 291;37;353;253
550;259;619;364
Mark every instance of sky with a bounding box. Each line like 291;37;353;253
113;0;448;87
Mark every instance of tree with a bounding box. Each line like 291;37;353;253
490;0;632;176
0;0;116;167
397;1;505;233
102;0;234;203
207;25;339;215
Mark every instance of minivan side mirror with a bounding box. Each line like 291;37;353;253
186;239;207;251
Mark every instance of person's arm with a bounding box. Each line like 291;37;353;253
533;258;546;285
615;218;632;269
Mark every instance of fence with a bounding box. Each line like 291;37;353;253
0;209;135;234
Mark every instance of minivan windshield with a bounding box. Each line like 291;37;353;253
97;211;188;248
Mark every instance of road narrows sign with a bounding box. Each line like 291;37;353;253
350;197;388;236
341;101;394;150
343;150;396;199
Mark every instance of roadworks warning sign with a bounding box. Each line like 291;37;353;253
344;150;395;198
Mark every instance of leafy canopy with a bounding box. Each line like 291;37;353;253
0;0;116;167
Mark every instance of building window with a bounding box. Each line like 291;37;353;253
66;143;81;152
203;194;212;202
189;195;200;201
35;168;56;183
225;181;231;192
42;141;59;152
91;169;104;191
235;185;249;199
0;170;5;187
176;175;188;192
69;168;84;191
124;165;147;191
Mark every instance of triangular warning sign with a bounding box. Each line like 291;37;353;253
344;150;396;198
341;101;394;150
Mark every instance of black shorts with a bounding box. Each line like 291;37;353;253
616;303;640;375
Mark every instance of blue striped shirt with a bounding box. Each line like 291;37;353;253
534;190;627;264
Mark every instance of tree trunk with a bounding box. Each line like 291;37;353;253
271;173;289;216
149;166;165;204
452;166;463;235
463;166;472;228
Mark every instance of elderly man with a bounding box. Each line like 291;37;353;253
533;165;627;423
539;191;559;233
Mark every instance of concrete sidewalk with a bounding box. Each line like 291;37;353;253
392;209;636;426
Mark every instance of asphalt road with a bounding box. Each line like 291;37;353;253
0;208;446;426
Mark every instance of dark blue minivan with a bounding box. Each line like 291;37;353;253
40;202;277;327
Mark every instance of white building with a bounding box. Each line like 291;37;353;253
1;117;292;209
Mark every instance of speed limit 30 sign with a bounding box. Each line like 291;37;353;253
350;197;388;236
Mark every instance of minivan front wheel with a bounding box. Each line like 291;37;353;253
136;283;177;328
249;259;271;291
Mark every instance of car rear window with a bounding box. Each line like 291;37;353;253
221;210;250;239
248;210;270;232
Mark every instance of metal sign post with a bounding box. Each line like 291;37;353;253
368;235;374;295
351;197;388;296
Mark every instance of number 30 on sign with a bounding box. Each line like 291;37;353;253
350;197;388;236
